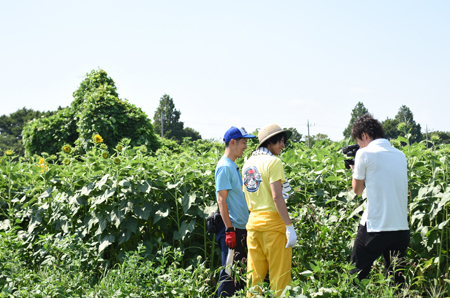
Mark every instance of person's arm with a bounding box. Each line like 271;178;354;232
218;189;237;249
270;180;292;225
352;178;365;195
217;190;233;228
350;165;365;195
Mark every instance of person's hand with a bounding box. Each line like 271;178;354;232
225;230;236;248
285;224;297;248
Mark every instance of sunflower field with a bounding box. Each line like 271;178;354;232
0;134;449;297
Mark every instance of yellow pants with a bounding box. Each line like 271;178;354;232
246;212;292;297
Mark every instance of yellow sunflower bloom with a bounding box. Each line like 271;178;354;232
102;152;108;159
94;134;104;143
39;158;45;164
5;150;13;156
63;145;72;153
40;164;49;173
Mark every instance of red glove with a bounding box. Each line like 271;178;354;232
225;230;236;249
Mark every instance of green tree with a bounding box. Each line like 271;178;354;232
0;107;61;156
382;117;400;140
183;127;202;141
394;105;422;143
23;69;160;156
153;94;186;143
307;133;332;148
343;102;369;138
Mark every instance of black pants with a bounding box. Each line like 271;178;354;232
350;224;410;286
217;228;247;297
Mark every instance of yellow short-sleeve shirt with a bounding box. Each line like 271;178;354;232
242;154;286;212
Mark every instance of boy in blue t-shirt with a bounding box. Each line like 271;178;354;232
215;126;255;297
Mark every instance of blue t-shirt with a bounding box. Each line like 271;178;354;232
215;156;249;229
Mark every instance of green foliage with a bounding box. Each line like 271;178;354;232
1;138;449;297
184;127;202;141
382;117;400;140
343;102;369;138
394;105;422;143
423;131;450;146
153;94;202;143
22;69;160;156
22;107;79;158
306;133;332;148
0;107;61;157
153;94;185;142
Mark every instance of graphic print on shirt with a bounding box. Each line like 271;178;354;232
243;166;262;192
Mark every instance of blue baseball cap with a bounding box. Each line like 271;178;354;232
223;127;256;143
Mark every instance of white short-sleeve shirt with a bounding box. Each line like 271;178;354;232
353;138;409;232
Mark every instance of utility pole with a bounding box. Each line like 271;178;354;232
159;110;166;137
307;119;315;149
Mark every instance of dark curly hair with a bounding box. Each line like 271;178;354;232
351;113;385;140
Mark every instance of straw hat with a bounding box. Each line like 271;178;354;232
257;124;292;149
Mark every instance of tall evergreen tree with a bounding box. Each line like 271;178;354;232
394;105;422;143
343;102;369;139
153;94;185;142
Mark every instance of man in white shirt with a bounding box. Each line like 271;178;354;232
350;113;410;287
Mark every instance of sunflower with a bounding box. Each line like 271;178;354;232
38;158;48;172
116;145;123;152
114;157;120;164
431;135;440;142
94;134;104;143
63;145;72;153
5;150;13;156
102;152;108;159
64;158;70;165
100;144;108;150
40;164;49;173
139;145;148;153
397;122;406;132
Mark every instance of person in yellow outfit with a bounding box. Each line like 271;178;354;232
242;123;297;297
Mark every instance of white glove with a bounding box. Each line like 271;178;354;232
282;191;290;200
285;224;297;248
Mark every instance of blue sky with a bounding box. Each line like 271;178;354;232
1;1;449;141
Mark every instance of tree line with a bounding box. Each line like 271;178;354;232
0;70;448;157
343;101;449;145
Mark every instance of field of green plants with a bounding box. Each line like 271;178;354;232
1;135;449;297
